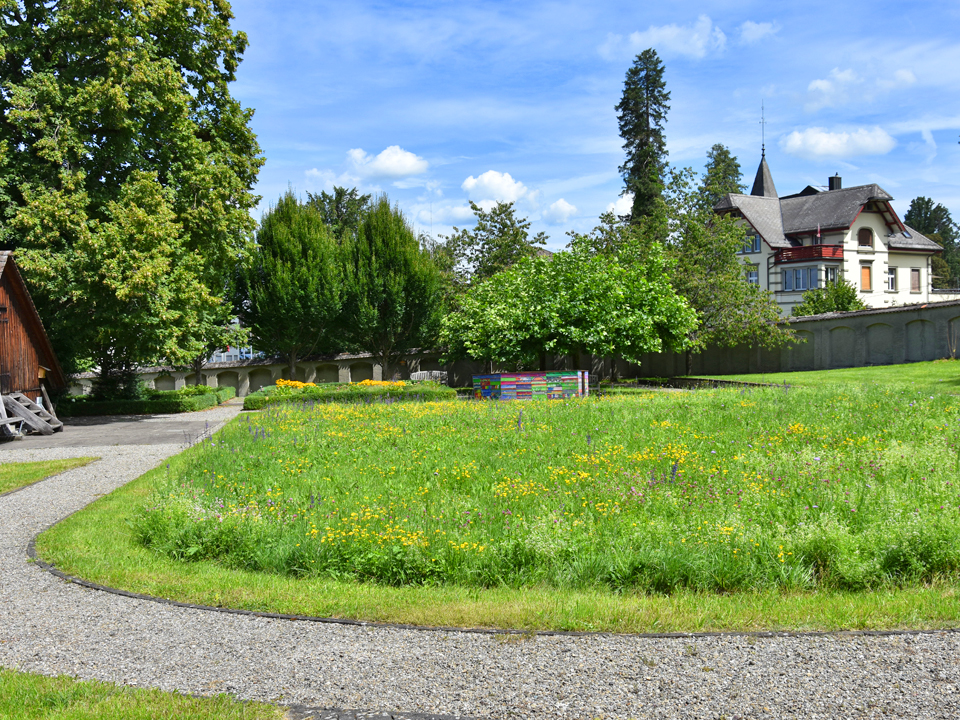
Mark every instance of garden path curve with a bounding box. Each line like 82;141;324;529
0;405;958;719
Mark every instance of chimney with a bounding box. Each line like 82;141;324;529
828;174;842;191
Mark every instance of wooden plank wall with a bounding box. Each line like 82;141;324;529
0;273;42;395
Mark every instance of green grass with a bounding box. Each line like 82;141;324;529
35;385;960;633
0;668;283;719
0;458;97;495
698;358;960;393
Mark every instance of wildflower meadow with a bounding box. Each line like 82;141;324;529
133;385;960;593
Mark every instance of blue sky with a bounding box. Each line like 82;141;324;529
228;0;960;249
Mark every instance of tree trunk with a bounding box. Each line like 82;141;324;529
192;354;205;386
288;350;298;382
539;352;547;372
685;350;693;376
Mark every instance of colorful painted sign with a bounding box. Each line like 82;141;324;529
473;371;589;400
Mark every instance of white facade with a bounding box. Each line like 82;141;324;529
718;160;952;316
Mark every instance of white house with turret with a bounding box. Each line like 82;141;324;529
715;155;949;315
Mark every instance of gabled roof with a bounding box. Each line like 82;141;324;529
714;193;790;247
0;251;67;389
714;157;940;257
891;224;944;252
780;184;894;235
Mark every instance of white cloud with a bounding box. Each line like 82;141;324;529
599;15;726;60
542;198;577;224
739;20;780;44
416;203;475;225
607;194;634;216
346;145;428;178
806;67;917;111
304;167;364;191
876;68;917;91
461;170;530;203
780;127;897;158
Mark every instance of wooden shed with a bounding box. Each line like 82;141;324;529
0;251;66;397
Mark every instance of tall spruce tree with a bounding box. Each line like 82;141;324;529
700;144;746;210
616;49;670;222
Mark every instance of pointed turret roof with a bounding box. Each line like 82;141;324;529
750;153;778;198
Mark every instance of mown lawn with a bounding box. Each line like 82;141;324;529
0;668;282;719
0;458;97;495
37;383;960;632
699;358;960;393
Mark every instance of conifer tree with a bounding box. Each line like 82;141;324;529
700;144;746;209
342;196;446;375
239;191;343;379
616;49;670;222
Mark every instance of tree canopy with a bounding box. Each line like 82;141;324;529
1;0;262;388
441;201;547;284
239;191;343;377
905;196;959;288
700;144;746;210
662;169;792;363
441;242;696;369
341;196;447;374
307;186;371;240
791;278;866;317
616;49;670;222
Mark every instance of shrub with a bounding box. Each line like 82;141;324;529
58;387;234;417
243;380;455;410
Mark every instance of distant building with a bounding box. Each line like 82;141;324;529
715;155;946;315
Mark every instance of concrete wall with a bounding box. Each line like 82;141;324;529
68;299;960;396
621;298;960;378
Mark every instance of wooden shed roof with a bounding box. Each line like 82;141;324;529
0;251;67;389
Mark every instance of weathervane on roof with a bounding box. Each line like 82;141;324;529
760;101;767;159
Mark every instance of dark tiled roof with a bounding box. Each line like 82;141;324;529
889;224;943;252
714;194;790;248
780;184;893;235
750;156;778;198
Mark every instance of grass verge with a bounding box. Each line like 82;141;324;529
0;458;98;496
35;394;960;634
0;668;282;719
696;358;960;393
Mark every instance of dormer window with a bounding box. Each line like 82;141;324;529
858;228;873;248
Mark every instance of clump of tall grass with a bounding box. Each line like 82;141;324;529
133;386;960;593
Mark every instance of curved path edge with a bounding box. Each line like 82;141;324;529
26;527;960;642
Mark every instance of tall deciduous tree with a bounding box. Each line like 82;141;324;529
0;0;262;383
239;191;342;378
442;201;547;284
15;171;219;398
905;196;959;288
663;169;792;371
617;49;670;222
700;144;746;210
441;242;695;370
342;196;446;374
307;186;371;240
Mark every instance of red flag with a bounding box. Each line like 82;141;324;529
817;224;821;242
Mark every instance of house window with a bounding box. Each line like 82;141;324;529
887;268;897;291
783;269;793;291
911;268;921;292
858;228;873;248
746;265;759;285
793;268;809;291
808;267;819;289
741;234;761;254
825;266;838;284
861;264;872;291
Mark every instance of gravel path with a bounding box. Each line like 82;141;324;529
1;407;959;719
